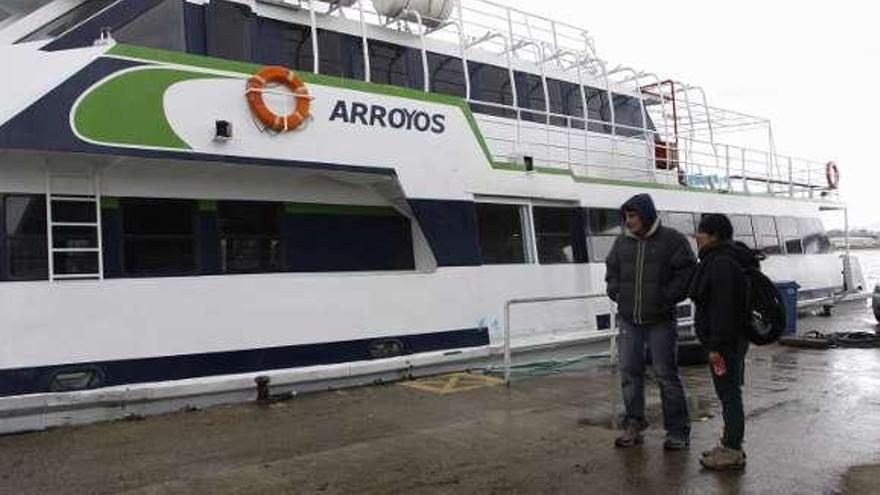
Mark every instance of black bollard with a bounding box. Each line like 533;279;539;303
255;375;270;403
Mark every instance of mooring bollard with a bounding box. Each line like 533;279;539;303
255;375;271;403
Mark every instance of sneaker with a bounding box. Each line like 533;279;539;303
701;445;724;458
663;433;690;451
699;447;746;471
614;424;644;448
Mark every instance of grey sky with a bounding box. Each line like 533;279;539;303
504;0;879;228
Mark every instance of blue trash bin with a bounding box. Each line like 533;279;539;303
774;281;800;335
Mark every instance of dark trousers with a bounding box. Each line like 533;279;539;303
711;340;748;450
618;318;690;437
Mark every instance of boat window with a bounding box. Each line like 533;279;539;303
467;62;515;118
514;71;546;123
114;0;186;52
585;87;613;134
318;29;364;79
428;52;466;98
204;0;256;62
587;208;622;263
546;78;585;129
775;216;803;255
218;201;282;274
729;214;757;249
752;215;782;255
797;217;831;254
17;0;116;44
284;204;414;272
368;40;423;90
3;195;48;280
252;17;313;70
121;199;196;276
661;211;697;252
533;206;585;264
474;203;528;265
613;94;653;138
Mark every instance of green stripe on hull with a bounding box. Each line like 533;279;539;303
75;68;222;149
284;202;400;216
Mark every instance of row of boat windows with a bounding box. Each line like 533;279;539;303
29;0;650;134
0;194;831;281
0;195;414;281
476;204;832;265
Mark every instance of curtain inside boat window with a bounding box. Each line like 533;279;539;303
514;71;547;123
584;87;613;134
427;52;466;98
586;208;622;263
775;216;803;255
467;62;515;118
368;40;423;90
16;0;116;44
204;0;256;62
532;206;586;264
660;211;698;253
113;0;186;52
546;78;585;129
2;195;48;280
798;217;831;254
121;199;196;276
474;203;528;265
752;215;783;256
218;201;282;274
613;93;654;138
284;204;414;272
319;29;364;79
251;17;312;70
729;214;757;249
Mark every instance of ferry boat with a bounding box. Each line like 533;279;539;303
0;0;864;432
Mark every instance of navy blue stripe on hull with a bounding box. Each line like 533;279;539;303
0;327;489;397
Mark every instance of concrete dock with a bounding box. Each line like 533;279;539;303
1;301;879;494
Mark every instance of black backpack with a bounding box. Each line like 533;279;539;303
742;260;787;345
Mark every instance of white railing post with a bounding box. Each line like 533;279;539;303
307;0;319;74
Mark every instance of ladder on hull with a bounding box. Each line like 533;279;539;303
45;170;103;281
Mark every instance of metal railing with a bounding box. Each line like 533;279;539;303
503;293;617;385
264;0;839;200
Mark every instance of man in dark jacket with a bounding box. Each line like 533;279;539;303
690;214;753;470
606;193;696;450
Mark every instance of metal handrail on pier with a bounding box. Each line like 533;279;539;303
503;293;617;385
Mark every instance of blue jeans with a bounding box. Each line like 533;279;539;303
618;318;690;437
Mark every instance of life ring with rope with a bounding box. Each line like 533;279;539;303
246;66;311;132
825;161;840;190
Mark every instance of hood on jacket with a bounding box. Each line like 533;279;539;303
621;194;658;236
697;240;761;269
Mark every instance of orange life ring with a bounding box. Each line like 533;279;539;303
826;161;840;190
246;66;311;132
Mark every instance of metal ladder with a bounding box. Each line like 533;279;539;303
45;169;104;281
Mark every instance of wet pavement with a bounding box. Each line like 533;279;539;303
1;302;880;494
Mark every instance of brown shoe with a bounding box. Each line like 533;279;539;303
700;447;746;471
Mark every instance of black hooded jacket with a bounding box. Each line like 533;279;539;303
605;194;696;325
689;241;758;352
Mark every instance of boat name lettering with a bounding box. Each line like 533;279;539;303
329;100;446;134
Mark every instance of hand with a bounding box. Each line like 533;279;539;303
709;352;727;376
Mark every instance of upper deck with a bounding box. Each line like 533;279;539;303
0;0;841;202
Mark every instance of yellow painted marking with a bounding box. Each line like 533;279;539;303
400;372;503;395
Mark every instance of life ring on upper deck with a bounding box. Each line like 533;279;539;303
246;66;311;132
826;161;840;190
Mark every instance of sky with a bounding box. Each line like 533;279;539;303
503;0;879;229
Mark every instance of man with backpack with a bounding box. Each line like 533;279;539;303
606;194;696;450
690;213;756;470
